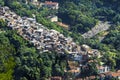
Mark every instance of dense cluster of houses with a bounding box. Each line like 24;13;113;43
0;6;82;55
25;0;59;10
1;6;119;79
76;70;120;80
26;0;68;28
30;0;59;22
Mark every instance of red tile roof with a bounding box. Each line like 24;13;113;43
57;22;69;29
45;1;58;5
51;76;62;80
105;70;120;77
89;76;96;80
111;72;120;77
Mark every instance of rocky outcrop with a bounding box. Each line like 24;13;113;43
82;21;111;38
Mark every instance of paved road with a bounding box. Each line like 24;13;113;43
82;21;111;38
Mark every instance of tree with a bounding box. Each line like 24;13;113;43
0;0;4;6
0;19;7;28
0;32;16;80
102;52;116;70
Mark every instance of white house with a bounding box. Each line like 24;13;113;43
47;15;58;22
43;1;59;9
97;66;110;73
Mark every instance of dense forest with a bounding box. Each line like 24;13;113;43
51;0;120;33
0;19;68;80
0;0;120;80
